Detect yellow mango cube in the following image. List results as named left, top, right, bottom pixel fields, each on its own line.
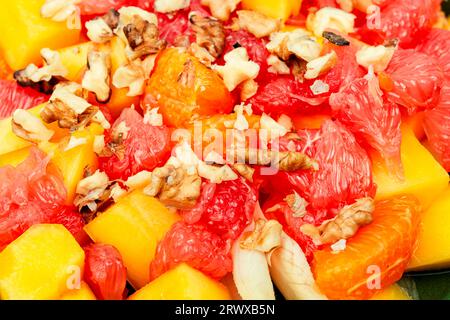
left=0, top=224, right=85, bottom=300
left=0, top=104, right=69, bottom=156
left=242, top=0, right=302, bottom=21
left=57, top=38, right=139, bottom=117
left=0, top=147, right=32, bottom=168
left=60, top=282, right=96, bottom=300
left=370, top=284, right=411, bottom=300
left=58, top=42, right=93, bottom=82
left=0, top=0, right=81, bottom=70
left=129, top=263, right=231, bottom=300
left=372, top=126, right=449, bottom=209
left=48, top=124, right=103, bottom=203
left=84, top=190, right=180, bottom=289
left=408, top=187, right=450, bottom=271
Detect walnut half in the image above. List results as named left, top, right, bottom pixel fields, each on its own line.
left=82, top=50, right=112, bottom=103
left=301, top=197, right=375, bottom=245
left=190, top=14, right=225, bottom=59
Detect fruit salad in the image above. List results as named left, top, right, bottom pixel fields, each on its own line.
left=0, top=0, right=449, bottom=301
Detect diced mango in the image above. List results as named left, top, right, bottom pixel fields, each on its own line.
left=372, top=126, right=449, bottom=209
left=0, top=147, right=32, bottom=168
left=408, top=187, right=450, bottom=271
left=46, top=123, right=103, bottom=203
left=370, top=284, right=411, bottom=300
left=242, top=0, right=302, bottom=21
left=57, top=38, right=139, bottom=117
left=0, top=224, right=85, bottom=300
left=58, top=42, right=93, bottom=82
left=60, top=282, right=96, bottom=300
left=0, top=104, right=69, bottom=156
left=129, top=263, right=231, bottom=300
left=0, top=0, right=81, bottom=70
left=404, top=112, right=426, bottom=141
left=84, top=190, right=180, bottom=289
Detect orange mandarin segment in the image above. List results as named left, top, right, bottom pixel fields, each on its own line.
left=312, top=195, right=421, bottom=300
left=145, top=48, right=234, bottom=128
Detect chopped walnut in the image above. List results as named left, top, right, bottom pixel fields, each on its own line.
left=190, top=14, right=225, bottom=59
left=201, top=0, right=241, bottom=21
left=197, top=162, right=238, bottom=184
left=86, top=18, right=114, bottom=44
left=143, top=107, right=163, bottom=126
left=41, top=0, right=81, bottom=30
left=74, top=170, right=110, bottom=213
left=243, top=149, right=318, bottom=172
left=123, top=15, right=166, bottom=60
left=213, top=47, right=260, bottom=91
left=304, top=51, right=338, bottom=80
left=41, top=82, right=110, bottom=131
left=356, top=45, right=395, bottom=73
left=306, top=7, right=356, bottom=38
left=177, top=59, right=196, bottom=88
left=125, top=170, right=153, bottom=189
left=188, top=43, right=215, bottom=66
left=239, top=79, right=259, bottom=101
left=260, top=113, right=288, bottom=138
left=301, top=197, right=375, bottom=245
left=113, top=55, right=155, bottom=97
left=267, top=29, right=322, bottom=63
left=12, top=109, right=55, bottom=142
left=233, top=10, right=281, bottom=38
left=144, top=165, right=202, bottom=209
left=154, top=0, right=190, bottom=13
left=93, top=135, right=106, bottom=154
left=14, top=48, right=67, bottom=94
left=284, top=192, right=308, bottom=217
left=82, top=50, right=112, bottom=103
left=64, top=136, right=87, bottom=151
left=267, top=55, right=290, bottom=75
left=240, top=219, right=283, bottom=253
left=233, top=163, right=254, bottom=182
left=310, top=80, right=330, bottom=95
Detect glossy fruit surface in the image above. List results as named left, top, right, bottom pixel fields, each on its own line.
left=416, top=28, right=450, bottom=73
left=181, top=179, right=258, bottom=241
left=383, top=49, right=443, bottom=110
left=98, top=108, right=172, bottom=180
left=144, top=48, right=234, bottom=127
left=313, top=195, right=421, bottom=300
left=330, top=74, right=402, bottom=177
left=149, top=221, right=233, bottom=281
left=0, top=80, right=48, bottom=119
left=423, top=81, right=450, bottom=171
left=84, top=243, right=127, bottom=300
left=0, top=148, right=83, bottom=249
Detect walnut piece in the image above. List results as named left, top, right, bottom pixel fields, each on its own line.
left=41, top=0, right=81, bottom=30
left=240, top=219, right=283, bottom=253
left=154, top=0, right=190, bottom=13
left=213, top=47, right=260, bottom=91
left=113, top=55, right=155, bottom=97
left=190, top=14, right=225, bottom=59
left=82, top=50, right=112, bottom=103
left=86, top=10, right=120, bottom=43
left=306, top=7, right=356, bottom=38
left=267, top=55, right=290, bottom=75
left=74, top=170, right=110, bottom=213
left=41, top=82, right=110, bottom=131
left=233, top=163, right=255, bottom=182
left=12, top=109, right=55, bottom=142
left=304, top=51, right=338, bottom=80
left=123, top=15, right=166, bottom=60
left=267, top=29, right=322, bottom=63
left=201, top=0, right=241, bottom=21
left=234, top=10, right=281, bottom=38
left=239, top=79, right=259, bottom=101
left=356, top=45, right=395, bottom=73
left=143, top=164, right=202, bottom=209
left=301, top=197, right=375, bottom=245
left=188, top=43, right=215, bottom=66
left=284, top=192, right=308, bottom=218
left=14, top=48, right=67, bottom=94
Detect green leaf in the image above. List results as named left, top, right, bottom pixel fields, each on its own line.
left=403, top=271, right=450, bottom=300
left=443, top=0, right=450, bottom=16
